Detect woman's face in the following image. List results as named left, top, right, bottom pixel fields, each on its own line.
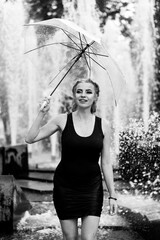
left=74, top=82, right=97, bottom=110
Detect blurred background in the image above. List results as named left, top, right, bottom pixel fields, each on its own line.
left=0, top=0, right=159, bottom=169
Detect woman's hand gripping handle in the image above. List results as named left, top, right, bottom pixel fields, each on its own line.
left=40, top=96, right=51, bottom=113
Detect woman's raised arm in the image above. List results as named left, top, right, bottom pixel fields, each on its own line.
left=25, top=97, right=63, bottom=144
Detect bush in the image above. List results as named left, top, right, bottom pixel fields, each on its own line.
left=119, top=112, right=160, bottom=197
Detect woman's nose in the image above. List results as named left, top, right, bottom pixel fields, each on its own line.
left=81, top=91, right=86, bottom=97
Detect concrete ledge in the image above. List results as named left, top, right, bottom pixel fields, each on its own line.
left=0, top=175, right=32, bottom=233
left=117, top=194, right=160, bottom=240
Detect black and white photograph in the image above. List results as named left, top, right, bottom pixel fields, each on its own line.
left=0, top=0, right=160, bottom=239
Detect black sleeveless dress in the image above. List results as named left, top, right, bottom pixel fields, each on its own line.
left=53, top=113, right=104, bottom=220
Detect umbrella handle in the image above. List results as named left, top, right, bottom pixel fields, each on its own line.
left=40, top=96, right=51, bottom=111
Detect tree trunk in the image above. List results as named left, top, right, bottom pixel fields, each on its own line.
left=153, top=0, right=160, bottom=112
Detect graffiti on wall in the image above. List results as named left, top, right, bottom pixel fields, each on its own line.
left=3, top=144, right=28, bottom=178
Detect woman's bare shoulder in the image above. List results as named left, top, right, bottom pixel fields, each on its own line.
left=53, top=113, right=68, bottom=131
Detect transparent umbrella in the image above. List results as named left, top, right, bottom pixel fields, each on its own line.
left=24, top=18, right=125, bottom=107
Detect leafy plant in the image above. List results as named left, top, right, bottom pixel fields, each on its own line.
left=119, top=112, right=160, bottom=198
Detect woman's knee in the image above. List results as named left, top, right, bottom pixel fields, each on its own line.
left=81, top=216, right=99, bottom=240
left=63, top=233, right=78, bottom=240
left=63, top=229, right=78, bottom=240
left=60, top=219, right=78, bottom=240
left=81, top=233, right=97, bottom=240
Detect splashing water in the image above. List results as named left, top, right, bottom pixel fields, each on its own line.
left=0, top=193, right=156, bottom=240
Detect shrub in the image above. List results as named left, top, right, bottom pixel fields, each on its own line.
left=119, top=112, right=160, bottom=198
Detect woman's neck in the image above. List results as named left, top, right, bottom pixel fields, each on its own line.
left=74, top=109, right=93, bottom=120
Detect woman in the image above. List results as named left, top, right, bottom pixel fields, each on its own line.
left=25, top=78, right=117, bottom=240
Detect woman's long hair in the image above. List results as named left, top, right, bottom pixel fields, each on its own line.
left=72, top=78, right=100, bottom=113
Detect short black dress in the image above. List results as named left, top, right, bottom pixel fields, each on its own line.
left=53, top=113, right=104, bottom=220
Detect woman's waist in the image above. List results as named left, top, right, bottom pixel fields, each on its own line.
left=55, top=162, right=101, bottom=182
left=57, top=161, right=101, bottom=174
left=54, top=167, right=102, bottom=189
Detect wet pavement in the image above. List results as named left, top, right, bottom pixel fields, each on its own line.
left=1, top=192, right=159, bottom=240
left=1, top=156, right=160, bottom=240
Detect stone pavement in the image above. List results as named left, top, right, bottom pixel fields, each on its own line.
left=0, top=199, right=145, bottom=240
left=1, top=157, right=160, bottom=240
left=1, top=187, right=160, bottom=240
left=15, top=174, right=160, bottom=239
left=117, top=193, right=160, bottom=240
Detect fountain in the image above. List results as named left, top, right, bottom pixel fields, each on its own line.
left=2, top=0, right=25, bottom=145
left=0, top=0, right=160, bottom=239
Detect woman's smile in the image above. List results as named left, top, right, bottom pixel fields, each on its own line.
left=78, top=98, right=88, bottom=103
left=74, top=82, right=96, bottom=108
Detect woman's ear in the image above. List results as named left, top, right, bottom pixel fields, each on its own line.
left=94, top=94, right=98, bottom=102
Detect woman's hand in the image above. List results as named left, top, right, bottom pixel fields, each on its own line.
left=39, top=96, right=51, bottom=113
left=108, top=198, right=118, bottom=216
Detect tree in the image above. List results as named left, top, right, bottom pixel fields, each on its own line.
left=95, top=0, right=135, bottom=37
left=152, top=0, right=160, bottom=113
left=25, top=0, right=64, bottom=21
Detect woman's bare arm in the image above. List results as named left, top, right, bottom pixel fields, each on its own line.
left=101, top=118, right=117, bottom=214
left=25, top=98, right=66, bottom=144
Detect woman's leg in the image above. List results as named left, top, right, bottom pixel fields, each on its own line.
left=81, top=216, right=100, bottom=240
left=60, top=219, right=79, bottom=240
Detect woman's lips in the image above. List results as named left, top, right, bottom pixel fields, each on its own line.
left=79, top=99, right=88, bottom=103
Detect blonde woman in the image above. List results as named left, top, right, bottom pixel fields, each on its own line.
left=25, top=78, right=117, bottom=240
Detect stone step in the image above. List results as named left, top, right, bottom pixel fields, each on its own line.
left=16, top=179, right=54, bottom=202
left=16, top=179, right=53, bottom=192
left=26, top=171, right=54, bottom=182
left=21, top=167, right=121, bottom=183
left=17, top=178, right=126, bottom=193
left=16, top=178, right=130, bottom=203
left=16, top=167, right=125, bottom=201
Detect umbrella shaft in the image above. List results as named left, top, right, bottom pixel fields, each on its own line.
left=80, top=41, right=94, bottom=56
left=50, top=54, right=81, bottom=96
left=50, top=41, right=94, bottom=96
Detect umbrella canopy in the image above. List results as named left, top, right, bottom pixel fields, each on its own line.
left=24, top=18, right=125, bottom=105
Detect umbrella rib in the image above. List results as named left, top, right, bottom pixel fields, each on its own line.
left=86, top=44, right=109, bottom=57
left=87, top=50, right=92, bottom=76
left=61, top=28, right=92, bottom=49
left=24, top=42, right=61, bottom=54
left=25, top=23, right=87, bottom=46
left=49, top=53, right=81, bottom=85
left=49, top=41, right=95, bottom=94
left=24, top=42, right=80, bottom=54
left=82, top=37, right=109, bottom=57
left=60, top=43, right=82, bottom=52
left=62, top=29, right=82, bottom=50
left=86, top=50, right=117, bottom=105
left=85, top=52, right=106, bottom=70
left=79, top=32, right=84, bottom=49
left=87, top=51, right=92, bottom=75
left=82, top=53, right=91, bottom=71
left=86, top=51, right=109, bottom=57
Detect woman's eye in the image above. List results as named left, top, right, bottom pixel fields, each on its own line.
left=86, top=90, right=92, bottom=94
left=76, top=90, right=82, bottom=94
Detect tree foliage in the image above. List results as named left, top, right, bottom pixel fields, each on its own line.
left=95, top=0, right=135, bottom=37
left=25, top=0, right=64, bottom=21
left=152, top=0, right=160, bottom=113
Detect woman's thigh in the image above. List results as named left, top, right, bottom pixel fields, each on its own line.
left=60, top=218, right=79, bottom=240
left=81, top=216, right=100, bottom=240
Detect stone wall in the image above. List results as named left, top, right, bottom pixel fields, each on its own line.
left=0, top=144, right=28, bottom=178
